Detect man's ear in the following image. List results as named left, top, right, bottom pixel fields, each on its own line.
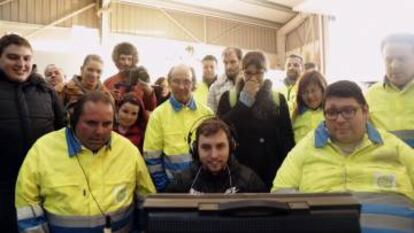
left=362, top=104, right=370, bottom=121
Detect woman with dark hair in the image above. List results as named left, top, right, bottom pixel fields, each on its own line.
left=217, top=51, right=295, bottom=191
left=114, top=93, right=148, bottom=153
left=291, top=71, right=327, bottom=143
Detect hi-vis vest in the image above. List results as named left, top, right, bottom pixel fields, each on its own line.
left=366, top=81, right=414, bottom=147
left=15, top=128, right=155, bottom=233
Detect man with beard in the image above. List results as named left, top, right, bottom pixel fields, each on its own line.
left=193, top=55, right=218, bottom=106
left=165, top=117, right=266, bottom=194
left=0, top=34, right=65, bottom=232
left=207, top=47, right=243, bottom=113
left=277, top=54, right=304, bottom=105
left=217, top=51, right=294, bottom=191
left=104, top=42, right=157, bottom=111
left=366, top=33, right=414, bottom=147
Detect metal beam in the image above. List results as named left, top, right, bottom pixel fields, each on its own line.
left=159, top=8, right=201, bottom=43
left=26, top=3, right=96, bottom=39
left=120, top=0, right=282, bottom=30
left=276, top=12, right=309, bottom=65
left=238, top=0, right=294, bottom=14
left=97, top=0, right=112, bottom=44
left=0, top=0, right=14, bottom=7
left=211, top=24, right=242, bottom=44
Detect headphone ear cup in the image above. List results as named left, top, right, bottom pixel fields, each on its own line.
left=191, top=140, right=198, bottom=160
left=229, top=137, right=237, bottom=154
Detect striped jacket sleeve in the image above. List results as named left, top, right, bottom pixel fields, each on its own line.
left=143, top=111, right=168, bottom=191
left=15, top=145, right=49, bottom=233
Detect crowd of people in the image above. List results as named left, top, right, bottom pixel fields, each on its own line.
left=0, top=32, right=413, bottom=233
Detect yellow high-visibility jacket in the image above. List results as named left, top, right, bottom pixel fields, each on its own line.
left=144, top=96, right=213, bottom=191
left=292, top=108, right=324, bottom=143
left=366, top=81, right=414, bottom=147
left=15, top=127, right=155, bottom=233
left=193, top=81, right=209, bottom=106
left=272, top=122, right=414, bottom=201
left=276, top=83, right=297, bottom=113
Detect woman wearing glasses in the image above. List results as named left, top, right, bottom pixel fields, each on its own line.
left=291, top=71, right=327, bottom=143
left=217, top=51, right=295, bottom=191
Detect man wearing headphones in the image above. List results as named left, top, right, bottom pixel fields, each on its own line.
left=15, top=92, right=155, bottom=233
left=165, top=118, right=266, bottom=194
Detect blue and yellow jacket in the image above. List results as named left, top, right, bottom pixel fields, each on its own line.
left=143, top=95, right=213, bottom=191
left=272, top=122, right=414, bottom=201
left=15, top=128, right=155, bottom=233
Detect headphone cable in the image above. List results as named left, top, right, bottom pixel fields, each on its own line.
left=75, top=156, right=112, bottom=232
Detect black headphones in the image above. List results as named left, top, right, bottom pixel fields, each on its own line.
left=188, top=116, right=237, bottom=160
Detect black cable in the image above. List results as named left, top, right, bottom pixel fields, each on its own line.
left=75, top=156, right=112, bottom=230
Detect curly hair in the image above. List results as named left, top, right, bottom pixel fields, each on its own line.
left=112, top=42, right=139, bottom=65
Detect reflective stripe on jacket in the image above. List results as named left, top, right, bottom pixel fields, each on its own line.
left=15, top=128, right=155, bottom=232
left=144, top=96, right=213, bottom=191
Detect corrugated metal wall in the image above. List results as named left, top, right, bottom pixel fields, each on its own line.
left=285, top=15, right=321, bottom=65
left=0, top=0, right=98, bottom=28
left=110, top=3, right=278, bottom=53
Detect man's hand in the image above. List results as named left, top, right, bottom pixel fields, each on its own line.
left=138, top=82, right=154, bottom=96
left=111, top=88, right=122, bottom=102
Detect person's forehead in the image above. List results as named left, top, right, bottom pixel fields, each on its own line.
left=223, top=51, right=238, bottom=61
left=202, top=60, right=217, bottom=66
left=199, top=129, right=228, bottom=143
left=84, top=60, right=103, bottom=68
left=324, top=97, right=359, bottom=107
left=171, top=67, right=192, bottom=80
left=82, top=101, right=113, bottom=116
left=119, top=54, right=134, bottom=58
left=286, top=57, right=302, bottom=64
left=383, top=42, right=414, bottom=56
left=2, top=44, right=32, bottom=55
left=46, top=66, right=60, bottom=73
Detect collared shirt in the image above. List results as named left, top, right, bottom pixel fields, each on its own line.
left=65, top=127, right=111, bottom=157
left=207, top=73, right=240, bottom=113
left=272, top=121, right=414, bottom=201
left=314, top=122, right=383, bottom=148
left=169, top=95, right=197, bottom=112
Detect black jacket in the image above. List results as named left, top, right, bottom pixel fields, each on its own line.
left=165, top=158, right=266, bottom=193
left=0, top=69, right=65, bottom=231
left=217, top=79, right=295, bottom=191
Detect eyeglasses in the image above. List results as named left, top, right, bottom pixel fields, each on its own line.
left=244, top=70, right=265, bottom=77
left=324, top=106, right=360, bottom=120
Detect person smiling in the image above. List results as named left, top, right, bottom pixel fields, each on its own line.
left=166, top=118, right=265, bottom=194
left=291, top=71, right=327, bottom=143
left=61, top=54, right=113, bottom=111
left=114, top=93, right=148, bottom=153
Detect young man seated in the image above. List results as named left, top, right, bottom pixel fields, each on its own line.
left=166, top=118, right=266, bottom=194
